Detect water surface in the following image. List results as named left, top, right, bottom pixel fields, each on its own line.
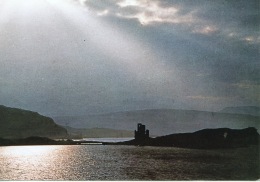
left=82, top=137, right=134, bottom=142
left=0, top=145, right=258, bottom=180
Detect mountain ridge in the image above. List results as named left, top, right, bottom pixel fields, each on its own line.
left=65, top=126, right=134, bottom=138
left=53, top=108, right=260, bottom=136
left=220, top=106, right=260, bottom=116
left=0, top=105, right=68, bottom=139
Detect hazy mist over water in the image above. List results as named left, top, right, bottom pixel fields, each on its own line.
left=0, top=145, right=258, bottom=180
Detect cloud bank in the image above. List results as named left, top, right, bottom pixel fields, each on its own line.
left=0, top=0, right=259, bottom=116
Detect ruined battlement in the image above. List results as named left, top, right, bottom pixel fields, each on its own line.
left=135, top=123, right=149, bottom=140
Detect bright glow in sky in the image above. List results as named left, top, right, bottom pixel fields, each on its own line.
left=0, top=0, right=259, bottom=116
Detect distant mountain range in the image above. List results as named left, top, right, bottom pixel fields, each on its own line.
left=219, top=106, right=260, bottom=116
left=1, top=105, right=259, bottom=139
left=54, top=108, right=260, bottom=136
left=65, top=126, right=134, bottom=138
left=0, top=105, right=68, bottom=139
left=0, top=105, right=134, bottom=139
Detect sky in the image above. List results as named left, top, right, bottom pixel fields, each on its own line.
left=0, top=0, right=259, bottom=117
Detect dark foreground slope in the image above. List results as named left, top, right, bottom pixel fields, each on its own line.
left=116, top=127, right=259, bottom=149
left=0, top=136, right=76, bottom=146
left=0, top=105, right=68, bottom=139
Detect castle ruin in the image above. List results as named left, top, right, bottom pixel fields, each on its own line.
left=135, top=123, right=149, bottom=140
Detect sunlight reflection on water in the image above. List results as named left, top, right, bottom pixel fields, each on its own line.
left=1, top=145, right=57, bottom=157
left=0, top=145, right=258, bottom=180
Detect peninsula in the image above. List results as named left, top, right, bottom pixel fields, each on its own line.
left=111, top=124, right=260, bottom=149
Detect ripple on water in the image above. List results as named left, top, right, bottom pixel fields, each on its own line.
left=0, top=145, right=258, bottom=180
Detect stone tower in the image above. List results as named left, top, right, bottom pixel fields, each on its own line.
left=135, top=123, right=149, bottom=140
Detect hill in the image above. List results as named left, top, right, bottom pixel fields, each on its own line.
left=0, top=136, right=77, bottom=146
left=220, top=106, right=260, bottom=116
left=0, top=105, right=68, bottom=139
left=54, top=109, right=260, bottom=136
left=65, top=126, right=134, bottom=138
left=116, top=127, right=260, bottom=149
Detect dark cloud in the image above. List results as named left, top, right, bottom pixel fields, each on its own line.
left=0, top=0, right=259, bottom=116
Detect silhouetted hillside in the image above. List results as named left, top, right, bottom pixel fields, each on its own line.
left=54, top=109, right=260, bottom=136
left=220, top=106, right=260, bottom=116
left=0, top=136, right=75, bottom=146
left=0, top=105, right=68, bottom=139
left=117, top=127, right=259, bottom=149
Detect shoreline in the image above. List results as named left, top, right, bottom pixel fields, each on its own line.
left=1, top=127, right=259, bottom=150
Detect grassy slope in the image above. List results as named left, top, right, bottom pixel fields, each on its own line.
left=0, top=105, right=68, bottom=139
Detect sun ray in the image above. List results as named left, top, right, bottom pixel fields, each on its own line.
left=46, top=0, right=182, bottom=88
